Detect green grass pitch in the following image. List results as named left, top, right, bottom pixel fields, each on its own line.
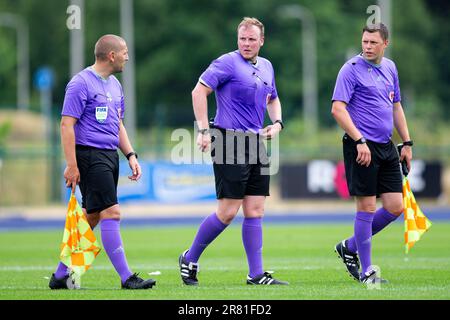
left=0, top=222, right=449, bottom=300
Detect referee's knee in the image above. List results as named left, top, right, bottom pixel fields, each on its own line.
left=386, top=204, right=404, bottom=216
left=99, top=204, right=121, bottom=220
left=216, top=212, right=236, bottom=225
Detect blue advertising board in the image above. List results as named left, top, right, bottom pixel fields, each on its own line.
left=63, top=161, right=216, bottom=204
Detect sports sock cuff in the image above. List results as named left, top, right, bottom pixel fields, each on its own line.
left=378, top=207, right=399, bottom=221
left=356, top=211, right=375, bottom=222
left=243, top=217, right=262, bottom=227
left=212, top=212, right=229, bottom=228
left=100, top=219, right=121, bottom=231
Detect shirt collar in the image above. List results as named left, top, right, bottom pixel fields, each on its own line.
left=88, top=66, right=109, bottom=82
left=358, top=53, right=382, bottom=68
left=236, top=50, right=259, bottom=69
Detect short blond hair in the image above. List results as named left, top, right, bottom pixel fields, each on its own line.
left=237, top=17, right=264, bottom=37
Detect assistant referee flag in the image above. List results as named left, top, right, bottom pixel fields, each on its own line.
left=397, top=144, right=432, bottom=254
left=60, top=193, right=101, bottom=283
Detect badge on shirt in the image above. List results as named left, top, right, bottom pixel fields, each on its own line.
left=96, top=106, right=108, bottom=123
left=389, top=91, right=395, bottom=102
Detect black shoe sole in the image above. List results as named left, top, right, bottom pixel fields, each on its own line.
left=122, top=281, right=156, bottom=289
left=334, top=245, right=360, bottom=282
left=179, top=253, right=199, bottom=286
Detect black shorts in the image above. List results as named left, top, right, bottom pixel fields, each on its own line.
left=210, top=127, right=270, bottom=199
left=76, top=145, right=119, bottom=213
left=343, top=134, right=402, bottom=197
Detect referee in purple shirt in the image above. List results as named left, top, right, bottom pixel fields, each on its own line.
left=178, top=17, right=288, bottom=286
left=49, top=35, right=155, bottom=290
left=331, top=23, right=413, bottom=284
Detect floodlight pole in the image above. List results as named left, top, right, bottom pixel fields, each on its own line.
left=120, top=0, right=137, bottom=144
left=378, top=0, right=392, bottom=58
left=278, top=5, right=318, bottom=139
left=0, top=13, right=30, bottom=110
left=69, top=0, right=85, bottom=76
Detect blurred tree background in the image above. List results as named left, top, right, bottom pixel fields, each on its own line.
left=1, top=0, right=449, bottom=122
left=0, top=0, right=449, bottom=204
left=1, top=0, right=449, bottom=134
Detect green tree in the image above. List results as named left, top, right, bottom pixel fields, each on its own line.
left=0, top=0, right=448, bottom=132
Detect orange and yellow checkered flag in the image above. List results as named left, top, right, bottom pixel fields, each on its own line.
left=60, top=193, right=101, bottom=284
left=403, top=177, right=432, bottom=253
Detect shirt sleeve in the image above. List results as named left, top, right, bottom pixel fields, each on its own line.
left=117, top=78, right=125, bottom=119
left=120, top=95, right=125, bottom=119
left=199, top=53, right=234, bottom=90
left=393, top=63, right=401, bottom=103
left=61, top=75, right=88, bottom=119
left=331, top=63, right=356, bottom=104
left=269, top=62, right=278, bottom=100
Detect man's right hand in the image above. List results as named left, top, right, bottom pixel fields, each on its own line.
left=64, top=165, right=80, bottom=193
left=356, top=143, right=371, bottom=167
left=197, top=132, right=211, bottom=152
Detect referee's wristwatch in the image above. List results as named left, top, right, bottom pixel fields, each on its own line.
left=273, top=120, right=284, bottom=130
left=126, top=151, right=138, bottom=160
left=355, top=137, right=367, bottom=144
left=403, top=140, right=414, bottom=146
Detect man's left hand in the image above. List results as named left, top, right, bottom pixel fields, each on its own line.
left=261, top=123, right=282, bottom=140
left=128, top=156, right=142, bottom=181
left=400, top=145, right=413, bottom=172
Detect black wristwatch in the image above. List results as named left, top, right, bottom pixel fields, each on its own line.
left=403, top=140, right=414, bottom=146
left=126, top=151, right=138, bottom=160
left=273, top=120, right=284, bottom=130
left=355, top=137, right=367, bottom=144
left=198, top=128, right=210, bottom=135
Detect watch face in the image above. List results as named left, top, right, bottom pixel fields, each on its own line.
left=357, top=137, right=366, bottom=144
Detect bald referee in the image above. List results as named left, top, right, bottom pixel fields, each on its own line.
left=49, top=35, right=155, bottom=290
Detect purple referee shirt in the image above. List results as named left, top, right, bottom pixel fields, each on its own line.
left=61, top=67, right=125, bottom=150
left=200, top=50, right=278, bottom=133
left=332, top=54, right=401, bottom=143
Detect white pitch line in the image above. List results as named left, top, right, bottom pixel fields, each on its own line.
left=0, top=265, right=337, bottom=272
left=1, top=259, right=448, bottom=273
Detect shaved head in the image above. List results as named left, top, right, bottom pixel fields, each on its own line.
left=94, top=34, right=126, bottom=61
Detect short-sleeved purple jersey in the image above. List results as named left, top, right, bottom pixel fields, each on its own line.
left=200, top=50, right=278, bottom=133
left=61, top=67, right=125, bottom=150
left=332, top=54, right=401, bottom=143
